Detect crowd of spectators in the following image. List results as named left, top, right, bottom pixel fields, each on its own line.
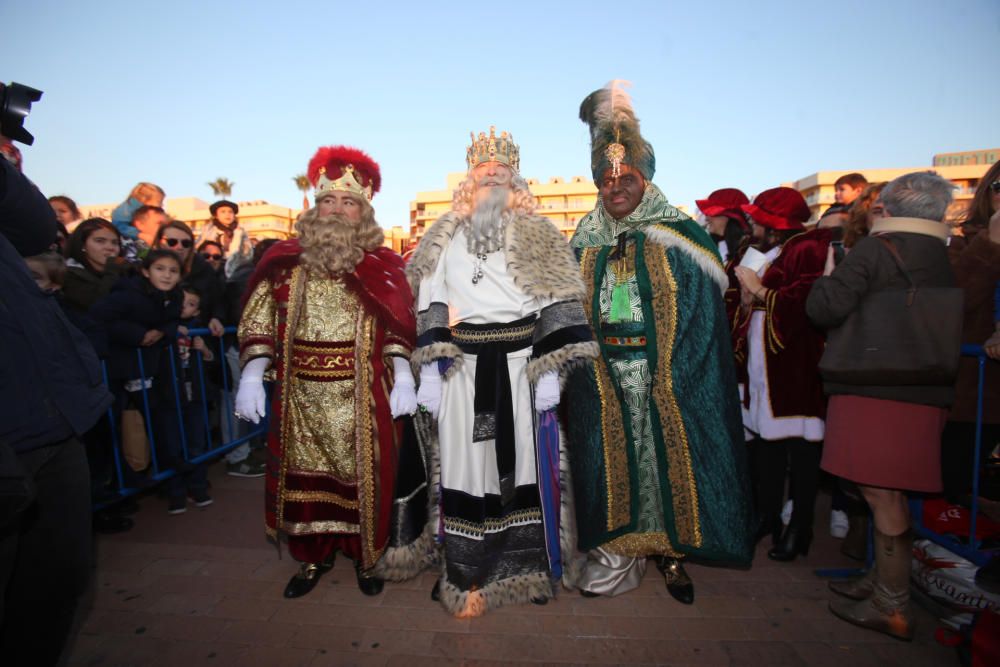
left=29, top=186, right=271, bottom=528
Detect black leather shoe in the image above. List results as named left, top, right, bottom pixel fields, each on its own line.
left=530, top=596, right=549, bottom=605
left=430, top=580, right=441, bottom=601
left=283, top=560, right=332, bottom=598
left=579, top=589, right=600, bottom=598
left=767, top=526, right=812, bottom=562
left=355, top=562, right=384, bottom=596
left=655, top=557, right=694, bottom=605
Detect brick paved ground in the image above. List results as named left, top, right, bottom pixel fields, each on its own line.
left=64, top=463, right=957, bottom=666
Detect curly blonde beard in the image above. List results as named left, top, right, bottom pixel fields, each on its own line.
left=295, top=198, right=384, bottom=276
left=451, top=173, right=536, bottom=254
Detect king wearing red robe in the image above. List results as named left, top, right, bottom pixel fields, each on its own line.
left=235, top=146, right=416, bottom=598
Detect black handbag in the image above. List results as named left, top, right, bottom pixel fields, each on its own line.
left=818, top=237, right=963, bottom=386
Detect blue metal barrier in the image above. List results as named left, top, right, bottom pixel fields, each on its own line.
left=910, top=344, right=998, bottom=567
left=93, top=326, right=268, bottom=510
left=818, top=343, right=999, bottom=577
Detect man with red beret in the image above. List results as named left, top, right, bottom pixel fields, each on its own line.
left=234, top=146, right=417, bottom=598
left=732, top=187, right=831, bottom=562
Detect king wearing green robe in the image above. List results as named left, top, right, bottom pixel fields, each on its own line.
left=565, top=82, right=753, bottom=604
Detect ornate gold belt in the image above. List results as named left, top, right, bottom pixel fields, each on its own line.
left=291, top=339, right=355, bottom=381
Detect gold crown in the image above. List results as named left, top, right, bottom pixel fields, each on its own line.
left=466, top=126, right=520, bottom=173
left=314, top=164, right=372, bottom=201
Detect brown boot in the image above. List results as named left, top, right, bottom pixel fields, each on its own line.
left=840, top=514, right=869, bottom=561
left=829, top=528, right=914, bottom=641
left=828, top=566, right=875, bottom=601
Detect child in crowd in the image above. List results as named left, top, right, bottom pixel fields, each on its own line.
left=90, top=250, right=183, bottom=504
left=154, top=284, right=216, bottom=514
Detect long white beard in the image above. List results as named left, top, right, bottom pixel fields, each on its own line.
left=466, top=186, right=511, bottom=254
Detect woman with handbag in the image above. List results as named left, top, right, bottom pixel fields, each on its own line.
left=806, top=171, right=959, bottom=640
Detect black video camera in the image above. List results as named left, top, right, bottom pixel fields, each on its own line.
left=0, top=82, right=43, bottom=145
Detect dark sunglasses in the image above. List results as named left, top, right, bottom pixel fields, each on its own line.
left=163, top=238, right=193, bottom=248
left=989, top=180, right=1000, bottom=193
left=201, top=252, right=223, bottom=260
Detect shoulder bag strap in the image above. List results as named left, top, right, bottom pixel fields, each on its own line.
left=875, top=235, right=917, bottom=305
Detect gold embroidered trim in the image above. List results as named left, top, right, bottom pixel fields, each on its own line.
left=581, top=246, right=631, bottom=533
left=645, top=242, right=701, bottom=548
left=443, top=508, right=543, bottom=538
left=451, top=322, right=535, bottom=344
left=354, top=313, right=380, bottom=568
left=281, top=519, right=360, bottom=535
left=276, top=266, right=305, bottom=543
left=382, top=343, right=410, bottom=359
left=765, top=288, right=783, bottom=353
left=240, top=343, right=273, bottom=366
left=604, top=532, right=681, bottom=558
left=283, top=490, right=359, bottom=509
left=293, top=343, right=353, bottom=354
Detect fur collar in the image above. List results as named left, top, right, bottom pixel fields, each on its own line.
left=407, top=212, right=586, bottom=301
left=644, top=224, right=729, bottom=294
left=870, top=216, right=949, bottom=243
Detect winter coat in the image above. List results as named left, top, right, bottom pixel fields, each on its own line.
left=89, top=275, right=181, bottom=382
left=0, top=158, right=112, bottom=452
left=807, top=228, right=956, bottom=407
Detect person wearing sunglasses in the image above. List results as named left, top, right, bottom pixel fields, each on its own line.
left=197, top=240, right=225, bottom=273
left=153, top=221, right=226, bottom=336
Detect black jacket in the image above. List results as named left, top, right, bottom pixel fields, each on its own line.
left=807, top=230, right=956, bottom=406
left=0, top=159, right=112, bottom=452
left=184, top=254, right=227, bottom=324
left=89, top=275, right=182, bottom=382
left=62, top=259, right=124, bottom=314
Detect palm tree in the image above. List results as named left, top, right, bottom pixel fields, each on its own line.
left=207, top=177, right=235, bottom=198
left=293, top=174, right=311, bottom=211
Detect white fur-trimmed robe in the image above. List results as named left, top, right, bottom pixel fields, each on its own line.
left=377, top=210, right=596, bottom=616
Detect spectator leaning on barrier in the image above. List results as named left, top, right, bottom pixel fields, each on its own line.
left=0, top=144, right=112, bottom=666
left=156, top=284, right=217, bottom=515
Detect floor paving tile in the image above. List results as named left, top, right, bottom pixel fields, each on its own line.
left=64, top=463, right=962, bottom=665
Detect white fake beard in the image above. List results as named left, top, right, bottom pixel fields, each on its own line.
left=466, top=186, right=512, bottom=255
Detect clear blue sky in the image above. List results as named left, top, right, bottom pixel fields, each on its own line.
left=3, top=0, right=998, bottom=226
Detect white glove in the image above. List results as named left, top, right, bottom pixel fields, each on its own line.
left=389, top=357, right=417, bottom=418
left=416, top=363, right=442, bottom=419
left=534, top=370, right=561, bottom=413
left=235, top=357, right=269, bottom=424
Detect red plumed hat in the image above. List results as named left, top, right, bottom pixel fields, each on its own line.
left=741, top=187, right=811, bottom=231
left=307, top=145, right=381, bottom=201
